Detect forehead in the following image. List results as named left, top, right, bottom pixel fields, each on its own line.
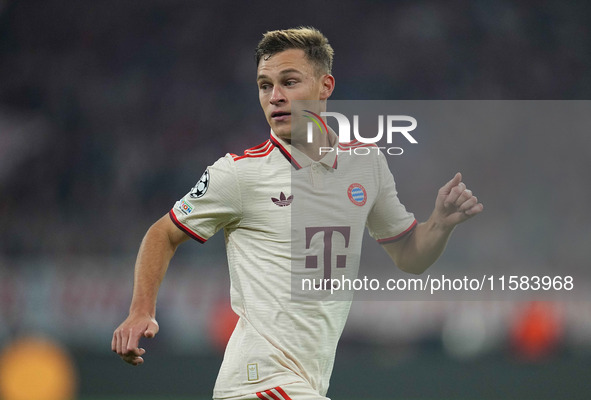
left=256, top=49, right=315, bottom=77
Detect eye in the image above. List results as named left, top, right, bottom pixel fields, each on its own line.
left=285, top=80, right=297, bottom=87
left=259, top=83, right=271, bottom=91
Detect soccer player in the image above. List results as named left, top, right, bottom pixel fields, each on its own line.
left=112, top=27, right=483, bottom=400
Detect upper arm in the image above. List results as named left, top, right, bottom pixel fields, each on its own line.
left=152, top=213, right=191, bottom=249
left=366, top=153, right=416, bottom=245
left=168, top=156, right=242, bottom=243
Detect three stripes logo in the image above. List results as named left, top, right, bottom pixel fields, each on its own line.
left=347, top=183, right=366, bottom=206
left=256, top=386, right=293, bottom=400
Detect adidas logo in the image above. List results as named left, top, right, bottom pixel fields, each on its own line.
left=271, top=192, right=293, bottom=207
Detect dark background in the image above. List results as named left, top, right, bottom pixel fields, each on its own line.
left=1, top=1, right=591, bottom=399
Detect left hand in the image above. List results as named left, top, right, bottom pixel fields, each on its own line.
left=433, top=172, right=483, bottom=229
left=112, top=312, right=159, bottom=366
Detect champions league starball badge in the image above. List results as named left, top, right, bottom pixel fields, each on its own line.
left=190, top=169, right=209, bottom=198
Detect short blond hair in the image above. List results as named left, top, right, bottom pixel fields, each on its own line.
left=255, top=26, right=334, bottom=75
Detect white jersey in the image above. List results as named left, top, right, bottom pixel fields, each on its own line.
left=170, top=130, right=416, bottom=398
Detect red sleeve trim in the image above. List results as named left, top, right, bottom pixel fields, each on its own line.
left=377, top=219, right=417, bottom=244
left=168, top=209, right=207, bottom=243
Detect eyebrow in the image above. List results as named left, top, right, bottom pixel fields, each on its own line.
left=257, top=68, right=303, bottom=81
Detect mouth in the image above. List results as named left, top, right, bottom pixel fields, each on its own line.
left=271, top=111, right=291, bottom=122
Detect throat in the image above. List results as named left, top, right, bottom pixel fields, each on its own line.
left=293, top=135, right=331, bottom=161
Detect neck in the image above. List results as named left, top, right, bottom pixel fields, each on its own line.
left=292, top=127, right=332, bottom=161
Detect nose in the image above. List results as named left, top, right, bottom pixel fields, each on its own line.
left=270, top=86, right=286, bottom=105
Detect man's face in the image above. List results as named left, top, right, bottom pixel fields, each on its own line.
left=257, top=49, right=333, bottom=141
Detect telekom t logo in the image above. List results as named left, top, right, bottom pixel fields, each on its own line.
left=305, top=226, right=351, bottom=281
left=303, top=110, right=418, bottom=144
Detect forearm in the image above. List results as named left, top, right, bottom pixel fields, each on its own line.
left=129, top=216, right=184, bottom=316
left=385, top=173, right=483, bottom=274
left=386, top=215, right=455, bottom=275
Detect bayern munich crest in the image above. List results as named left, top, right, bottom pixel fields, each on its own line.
left=190, top=169, right=209, bottom=198
left=347, top=183, right=367, bottom=206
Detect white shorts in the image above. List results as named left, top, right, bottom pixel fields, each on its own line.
left=214, top=381, right=331, bottom=400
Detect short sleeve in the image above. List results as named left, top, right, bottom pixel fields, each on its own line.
left=169, top=154, right=242, bottom=242
left=366, top=153, right=417, bottom=244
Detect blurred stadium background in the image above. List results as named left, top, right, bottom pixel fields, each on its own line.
left=1, top=0, right=591, bottom=399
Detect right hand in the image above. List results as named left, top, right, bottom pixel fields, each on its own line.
left=112, top=312, right=159, bottom=366
left=433, top=172, right=483, bottom=229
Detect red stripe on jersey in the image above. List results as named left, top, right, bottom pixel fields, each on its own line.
left=264, top=389, right=282, bottom=400
left=275, top=386, right=293, bottom=400
left=256, top=386, right=292, bottom=400
left=246, top=142, right=272, bottom=156
left=232, top=140, right=273, bottom=161
left=230, top=140, right=269, bottom=157
left=231, top=140, right=263, bottom=153
left=337, top=139, right=361, bottom=148
left=377, top=219, right=418, bottom=244
left=339, top=139, right=360, bottom=146
left=244, top=142, right=271, bottom=155
left=269, top=134, right=303, bottom=169
left=338, top=140, right=378, bottom=149
left=168, top=209, right=207, bottom=243
left=248, top=140, right=271, bottom=152
left=233, top=145, right=273, bottom=161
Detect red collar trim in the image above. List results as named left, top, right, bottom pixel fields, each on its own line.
left=269, top=134, right=303, bottom=170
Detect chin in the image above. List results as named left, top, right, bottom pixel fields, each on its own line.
left=275, top=131, right=291, bottom=141
left=273, top=126, right=292, bottom=141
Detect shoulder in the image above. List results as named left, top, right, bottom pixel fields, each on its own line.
left=229, top=139, right=274, bottom=162
left=337, top=139, right=378, bottom=151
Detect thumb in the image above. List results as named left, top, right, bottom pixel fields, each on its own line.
left=144, top=321, right=159, bottom=339
left=440, top=172, right=462, bottom=194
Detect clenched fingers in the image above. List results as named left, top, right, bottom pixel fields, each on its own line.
left=464, top=201, right=484, bottom=216
left=455, top=188, right=473, bottom=208
left=443, top=182, right=466, bottom=208
left=121, top=347, right=146, bottom=366
left=459, top=195, right=478, bottom=212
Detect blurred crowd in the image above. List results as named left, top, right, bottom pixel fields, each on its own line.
left=1, top=0, right=590, bottom=256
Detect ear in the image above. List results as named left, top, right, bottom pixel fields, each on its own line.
left=319, top=74, right=335, bottom=100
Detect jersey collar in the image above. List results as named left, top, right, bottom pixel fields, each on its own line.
left=270, top=130, right=338, bottom=170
